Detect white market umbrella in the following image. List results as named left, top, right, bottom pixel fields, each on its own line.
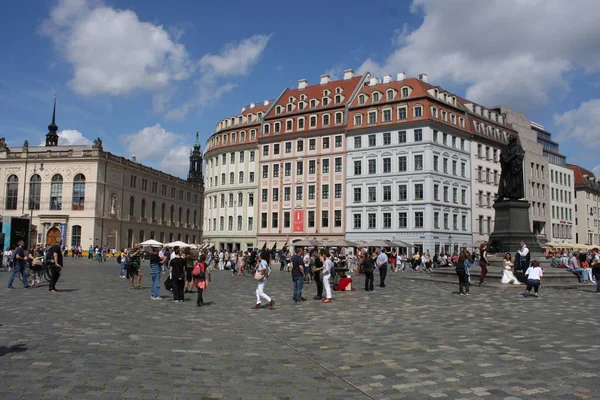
left=164, top=241, right=190, bottom=248
left=139, top=239, right=163, bottom=247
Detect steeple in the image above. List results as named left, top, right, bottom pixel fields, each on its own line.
left=45, top=94, right=59, bottom=147
left=188, top=130, right=204, bottom=185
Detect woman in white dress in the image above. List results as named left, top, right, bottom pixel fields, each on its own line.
left=501, top=253, right=521, bottom=284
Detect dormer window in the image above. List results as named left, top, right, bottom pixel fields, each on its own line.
left=373, top=92, right=380, bottom=102
left=386, top=89, right=394, bottom=100
left=443, top=93, right=447, bottom=102
left=247, top=115, right=253, bottom=123
left=298, top=102, right=305, bottom=110
left=300, top=94, right=306, bottom=101
left=434, top=89, right=439, bottom=98
left=287, top=103, right=293, bottom=112
left=335, top=87, right=342, bottom=94
left=288, top=96, right=294, bottom=103
left=310, top=99, right=317, bottom=108
left=257, top=112, right=263, bottom=119
left=358, top=94, right=366, bottom=105
left=276, top=106, right=283, bottom=114
left=238, top=116, right=243, bottom=124
left=222, top=134, right=228, bottom=144
left=402, top=87, right=409, bottom=97
left=322, top=97, right=329, bottom=106
left=334, top=94, right=342, bottom=103
left=323, top=89, right=330, bottom=96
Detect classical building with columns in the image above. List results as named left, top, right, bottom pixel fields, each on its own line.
left=0, top=100, right=204, bottom=250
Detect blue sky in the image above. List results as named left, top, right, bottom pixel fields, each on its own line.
left=1, top=0, right=599, bottom=177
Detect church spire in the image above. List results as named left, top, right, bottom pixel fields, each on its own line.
left=46, top=94, right=59, bottom=146
left=188, top=129, right=204, bottom=185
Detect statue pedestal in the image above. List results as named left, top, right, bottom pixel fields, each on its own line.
left=488, top=199, right=539, bottom=254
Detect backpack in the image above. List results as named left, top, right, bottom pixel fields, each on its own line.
left=192, top=262, right=206, bottom=279
left=116, top=254, right=122, bottom=264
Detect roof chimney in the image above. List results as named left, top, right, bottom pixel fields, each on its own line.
left=320, top=74, right=330, bottom=85
left=343, top=69, right=354, bottom=80
left=368, top=77, right=379, bottom=87
left=241, top=107, right=246, bottom=113
left=264, top=100, right=270, bottom=106
left=298, top=79, right=308, bottom=90
left=249, top=103, right=255, bottom=108
left=382, top=74, right=392, bottom=84
left=418, top=73, right=428, bottom=83
left=397, top=72, right=406, bottom=81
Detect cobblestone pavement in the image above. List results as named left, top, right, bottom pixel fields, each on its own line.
left=1, top=259, right=599, bottom=399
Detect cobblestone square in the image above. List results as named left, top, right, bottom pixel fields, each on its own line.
left=1, top=260, right=598, bottom=399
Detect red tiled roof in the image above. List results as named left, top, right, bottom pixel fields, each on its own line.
left=567, top=164, right=597, bottom=186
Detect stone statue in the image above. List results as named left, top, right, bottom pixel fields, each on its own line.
left=110, top=194, right=117, bottom=215
left=497, top=134, right=525, bottom=200
left=23, top=140, right=29, bottom=151
left=93, top=137, right=103, bottom=149
left=0, top=137, right=5, bottom=149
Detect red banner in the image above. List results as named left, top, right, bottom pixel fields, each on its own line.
left=293, top=210, right=304, bottom=232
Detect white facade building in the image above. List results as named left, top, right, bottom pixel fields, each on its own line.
left=549, top=164, right=574, bottom=243
left=345, top=125, right=472, bottom=254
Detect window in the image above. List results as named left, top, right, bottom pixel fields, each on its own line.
left=283, top=187, right=291, bottom=201
left=358, top=95, right=365, bottom=104
left=28, top=174, right=41, bottom=210
left=453, top=215, right=458, bottom=230
left=354, top=214, right=362, bottom=229
left=445, top=214, right=450, bottom=230
left=414, top=155, right=423, bottom=171
left=443, top=159, right=448, bottom=174
left=335, top=112, right=343, bottom=124
left=373, top=92, right=380, bottom=102
left=383, top=185, right=391, bottom=201
left=274, top=122, right=281, bottom=133
left=414, top=184, right=424, bottom=200
left=462, top=215, right=467, bottom=231
left=335, top=183, right=342, bottom=198
left=452, top=160, right=457, bottom=176
left=250, top=151, right=255, bottom=162
left=368, top=111, right=377, bottom=124
left=248, top=217, right=254, bottom=231
left=273, top=164, right=279, bottom=177
left=433, top=155, right=439, bottom=172
left=297, top=140, right=304, bottom=152
left=434, top=184, right=440, bottom=201
left=273, top=188, right=279, bottom=202
left=368, top=187, right=376, bottom=202
left=322, top=211, right=329, bottom=227
left=261, top=213, right=267, bottom=228
left=323, top=114, right=330, bottom=126
left=298, top=118, right=304, bottom=129
left=414, top=212, right=424, bottom=228
left=296, top=161, right=303, bottom=175
left=140, top=199, right=146, bottom=218
left=310, top=138, right=317, bottom=150
left=461, top=189, right=467, bottom=205
left=368, top=134, right=376, bottom=147
left=262, top=145, right=269, bottom=156
left=354, top=160, right=362, bottom=175
left=398, top=130, right=407, bottom=143
left=284, top=142, right=292, bottom=154
left=230, top=153, right=235, bottom=164
left=263, top=124, right=270, bottom=134
left=249, top=172, right=255, bottom=183
left=368, top=159, right=376, bottom=174
left=230, top=172, right=235, bottom=184
left=237, top=216, right=243, bottom=230
left=461, top=139, right=465, bottom=150
left=335, top=157, right=342, bottom=172
left=272, top=213, right=278, bottom=228
left=238, top=193, right=243, bottom=207
left=308, top=185, right=315, bottom=200
left=284, top=212, right=290, bottom=228
left=228, top=193, right=234, bottom=207
left=453, top=188, right=458, bottom=204
left=368, top=213, right=376, bottom=229
left=310, top=116, right=317, bottom=127
left=334, top=210, right=342, bottom=227
left=383, top=109, right=392, bottom=122
left=262, top=165, right=269, bottom=178
left=285, top=162, right=291, bottom=176
left=308, top=211, right=315, bottom=228
left=129, top=196, right=135, bottom=216
left=414, top=129, right=423, bottom=142
left=444, top=187, right=449, bottom=202
left=296, top=186, right=303, bottom=200
left=383, top=157, right=391, bottom=173
left=335, top=135, right=342, bottom=148
left=354, top=114, right=362, bottom=125
left=415, top=106, right=422, bottom=117
left=398, top=184, right=407, bottom=201
left=262, top=189, right=268, bottom=202
left=322, top=159, right=329, bottom=173
left=354, top=136, right=362, bottom=149
left=71, top=225, right=82, bottom=247
left=309, top=160, right=316, bottom=174
left=398, top=212, right=407, bottom=228
left=398, top=107, right=407, bottom=120
left=72, top=174, right=86, bottom=210
left=353, top=187, right=362, bottom=203
left=434, top=212, right=440, bottom=229
left=130, top=175, right=137, bottom=188
left=50, top=174, right=63, bottom=210
left=322, top=184, right=329, bottom=199
left=461, top=162, right=466, bottom=178
left=323, top=98, right=329, bottom=106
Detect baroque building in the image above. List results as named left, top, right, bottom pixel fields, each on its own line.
left=568, top=164, right=600, bottom=246
left=0, top=99, right=204, bottom=250
left=202, top=101, right=271, bottom=251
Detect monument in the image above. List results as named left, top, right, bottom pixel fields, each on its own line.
left=488, top=135, right=538, bottom=254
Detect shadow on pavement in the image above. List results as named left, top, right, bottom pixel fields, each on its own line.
left=0, top=343, right=27, bottom=357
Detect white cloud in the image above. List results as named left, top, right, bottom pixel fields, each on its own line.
left=554, top=99, right=600, bottom=148
left=358, top=0, right=600, bottom=110
left=38, top=129, right=92, bottom=146
left=120, top=124, right=190, bottom=177
left=41, top=0, right=191, bottom=96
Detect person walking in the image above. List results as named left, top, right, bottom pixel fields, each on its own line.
left=313, top=251, right=324, bottom=300
left=455, top=250, right=473, bottom=295
left=322, top=252, right=334, bottom=303
left=149, top=247, right=165, bottom=300
left=169, top=248, right=186, bottom=302
left=479, top=243, right=489, bottom=286
left=376, top=249, right=389, bottom=288
left=119, top=248, right=127, bottom=278
left=363, top=251, right=376, bottom=291
left=522, top=260, right=543, bottom=297
left=290, top=247, right=305, bottom=304
left=193, top=254, right=210, bottom=306
left=47, top=238, right=64, bottom=293
left=591, top=248, right=600, bottom=294
left=128, top=244, right=144, bottom=289
left=7, top=240, right=29, bottom=289
left=252, top=252, right=275, bottom=309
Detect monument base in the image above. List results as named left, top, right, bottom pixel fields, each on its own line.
left=488, top=199, right=539, bottom=254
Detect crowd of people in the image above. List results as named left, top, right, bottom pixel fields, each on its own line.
left=6, top=238, right=64, bottom=292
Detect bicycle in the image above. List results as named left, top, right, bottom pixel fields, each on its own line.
left=19, top=259, right=52, bottom=284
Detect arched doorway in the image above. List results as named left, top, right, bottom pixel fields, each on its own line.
left=46, top=227, right=61, bottom=246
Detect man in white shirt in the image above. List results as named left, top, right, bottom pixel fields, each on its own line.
left=517, top=241, right=530, bottom=273
left=376, top=249, right=389, bottom=287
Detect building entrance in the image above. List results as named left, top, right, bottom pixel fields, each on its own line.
left=46, top=227, right=61, bottom=246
